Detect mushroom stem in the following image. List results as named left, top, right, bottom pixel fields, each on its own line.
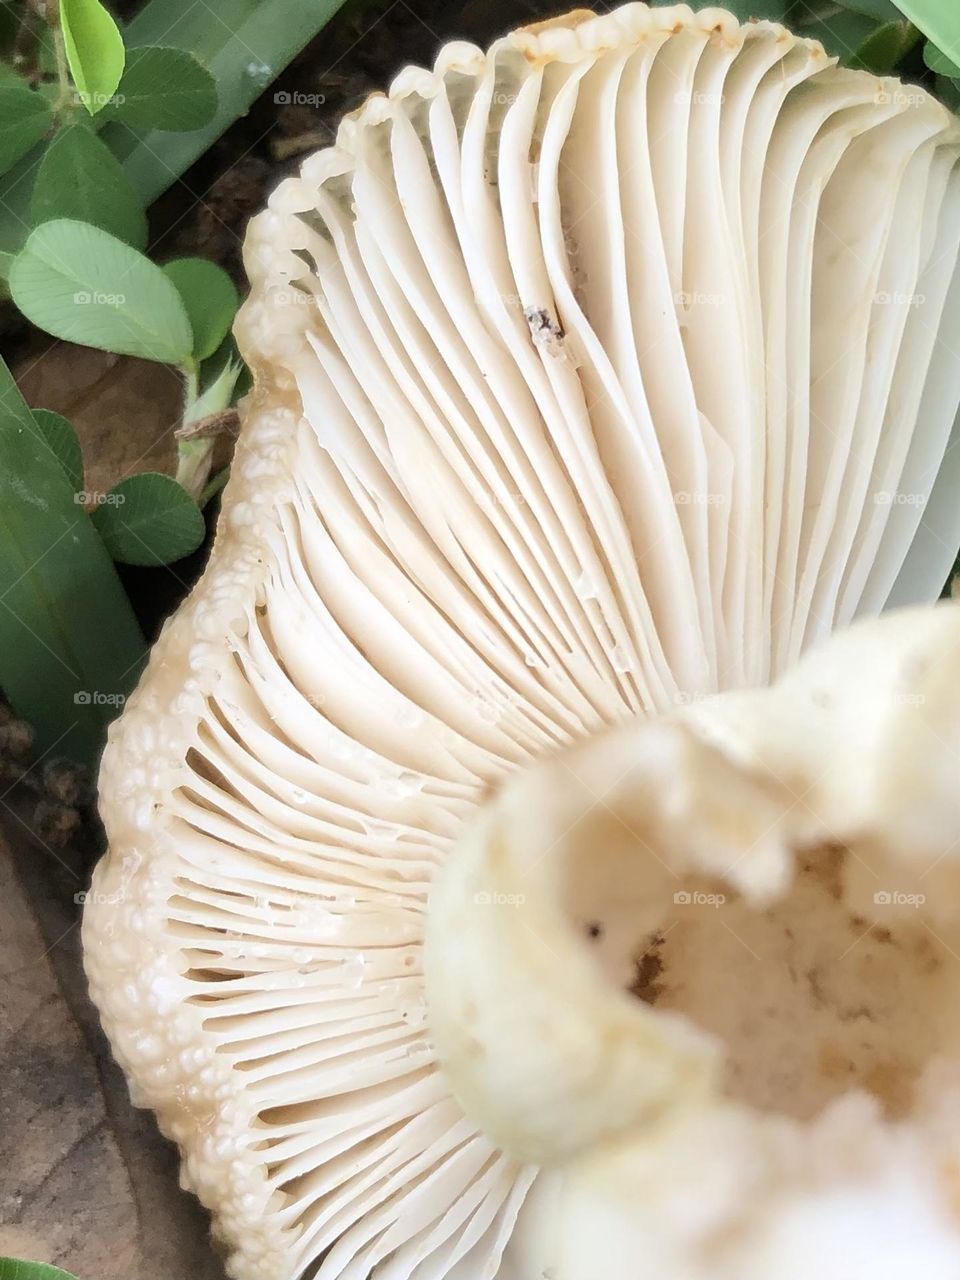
left=425, top=603, right=960, bottom=1166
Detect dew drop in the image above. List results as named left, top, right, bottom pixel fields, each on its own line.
left=610, top=645, right=632, bottom=674
left=573, top=569, right=599, bottom=600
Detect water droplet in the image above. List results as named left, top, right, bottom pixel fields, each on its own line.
left=610, top=645, right=632, bottom=674
left=245, top=61, right=273, bottom=88
left=341, top=954, right=366, bottom=989
left=474, top=697, right=500, bottom=725
left=573, top=568, right=599, bottom=600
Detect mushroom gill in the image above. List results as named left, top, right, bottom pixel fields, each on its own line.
left=83, top=5, right=960, bottom=1280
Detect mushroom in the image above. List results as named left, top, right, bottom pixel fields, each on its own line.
left=82, top=4, right=960, bottom=1280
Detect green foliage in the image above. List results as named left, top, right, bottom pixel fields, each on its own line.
left=59, top=0, right=125, bottom=115
left=31, top=123, right=147, bottom=248
left=107, top=46, right=217, bottom=131
left=924, top=39, right=960, bottom=76
left=0, top=358, right=144, bottom=766
left=163, top=258, right=240, bottom=362
left=112, top=0, right=350, bottom=205
left=92, top=472, right=206, bottom=565
left=31, top=409, right=84, bottom=492
left=10, top=220, right=193, bottom=363
left=0, top=0, right=357, bottom=763
left=0, top=87, right=54, bottom=172
left=893, top=0, right=960, bottom=75
left=851, top=19, right=921, bottom=72
left=0, top=1263, right=79, bottom=1280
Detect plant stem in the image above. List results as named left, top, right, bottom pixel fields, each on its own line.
left=175, top=360, right=215, bottom=502
left=48, top=3, right=73, bottom=117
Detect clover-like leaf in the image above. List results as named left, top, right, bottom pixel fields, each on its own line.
left=59, top=0, right=125, bottom=116
left=31, top=124, right=147, bottom=248
left=92, top=472, right=206, bottom=565
left=9, top=220, right=193, bottom=363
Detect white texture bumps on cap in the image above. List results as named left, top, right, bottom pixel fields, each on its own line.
left=82, top=4, right=960, bottom=1279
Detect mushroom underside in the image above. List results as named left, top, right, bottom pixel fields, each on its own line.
left=83, top=3, right=960, bottom=1277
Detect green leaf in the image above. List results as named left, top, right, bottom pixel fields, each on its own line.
left=60, top=0, right=125, bottom=115
left=31, top=409, right=83, bottom=491
left=796, top=8, right=880, bottom=61
left=102, top=0, right=351, bottom=206
left=163, top=257, right=239, bottom=362
left=108, top=46, right=217, bottom=131
left=0, top=1264, right=80, bottom=1280
left=894, top=0, right=960, bottom=76
left=192, top=354, right=243, bottom=419
left=30, top=124, right=147, bottom=249
left=851, top=19, right=921, bottom=72
left=693, top=0, right=789, bottom=17
left=9, top=220, right=193, bottom=364
left=92, top=472, right=206, bottom=565
left=934, top=72, right=960, bottom=109
left=840, top=0, right=901, bottom=20
left=924, top=38, right=960, bottom=76
left=0, top=88, right=53, bottom=175
left=0, top=63, right=32, bottom=89
left=0, top=358, right=144, bottom=765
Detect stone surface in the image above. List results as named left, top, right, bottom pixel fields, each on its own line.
left=0, top=821, right=226, bottom=1280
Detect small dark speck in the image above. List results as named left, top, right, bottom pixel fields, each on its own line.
left=586, top=921, right=603, bottom=940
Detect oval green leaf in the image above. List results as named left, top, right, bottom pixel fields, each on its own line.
left=92, top=472, right=206, bottom=565
left=163, top=257, right=239, bottom=362
left=110, top=46, right=217, bottom=131
left=852, top=19, right=921, bottom=72
left=31, top=409, right=84, bottom=491
left=0, top=1262, right=80, bottom=1280
left=0, top=87, right=54, bottom=175
left=924, top=38, right=960, bottom=77
left=59, top=0, right=125, bottom=115
left=9, top=220, right=193, bottom=363
left=31, top=124, right=147, bottom=249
